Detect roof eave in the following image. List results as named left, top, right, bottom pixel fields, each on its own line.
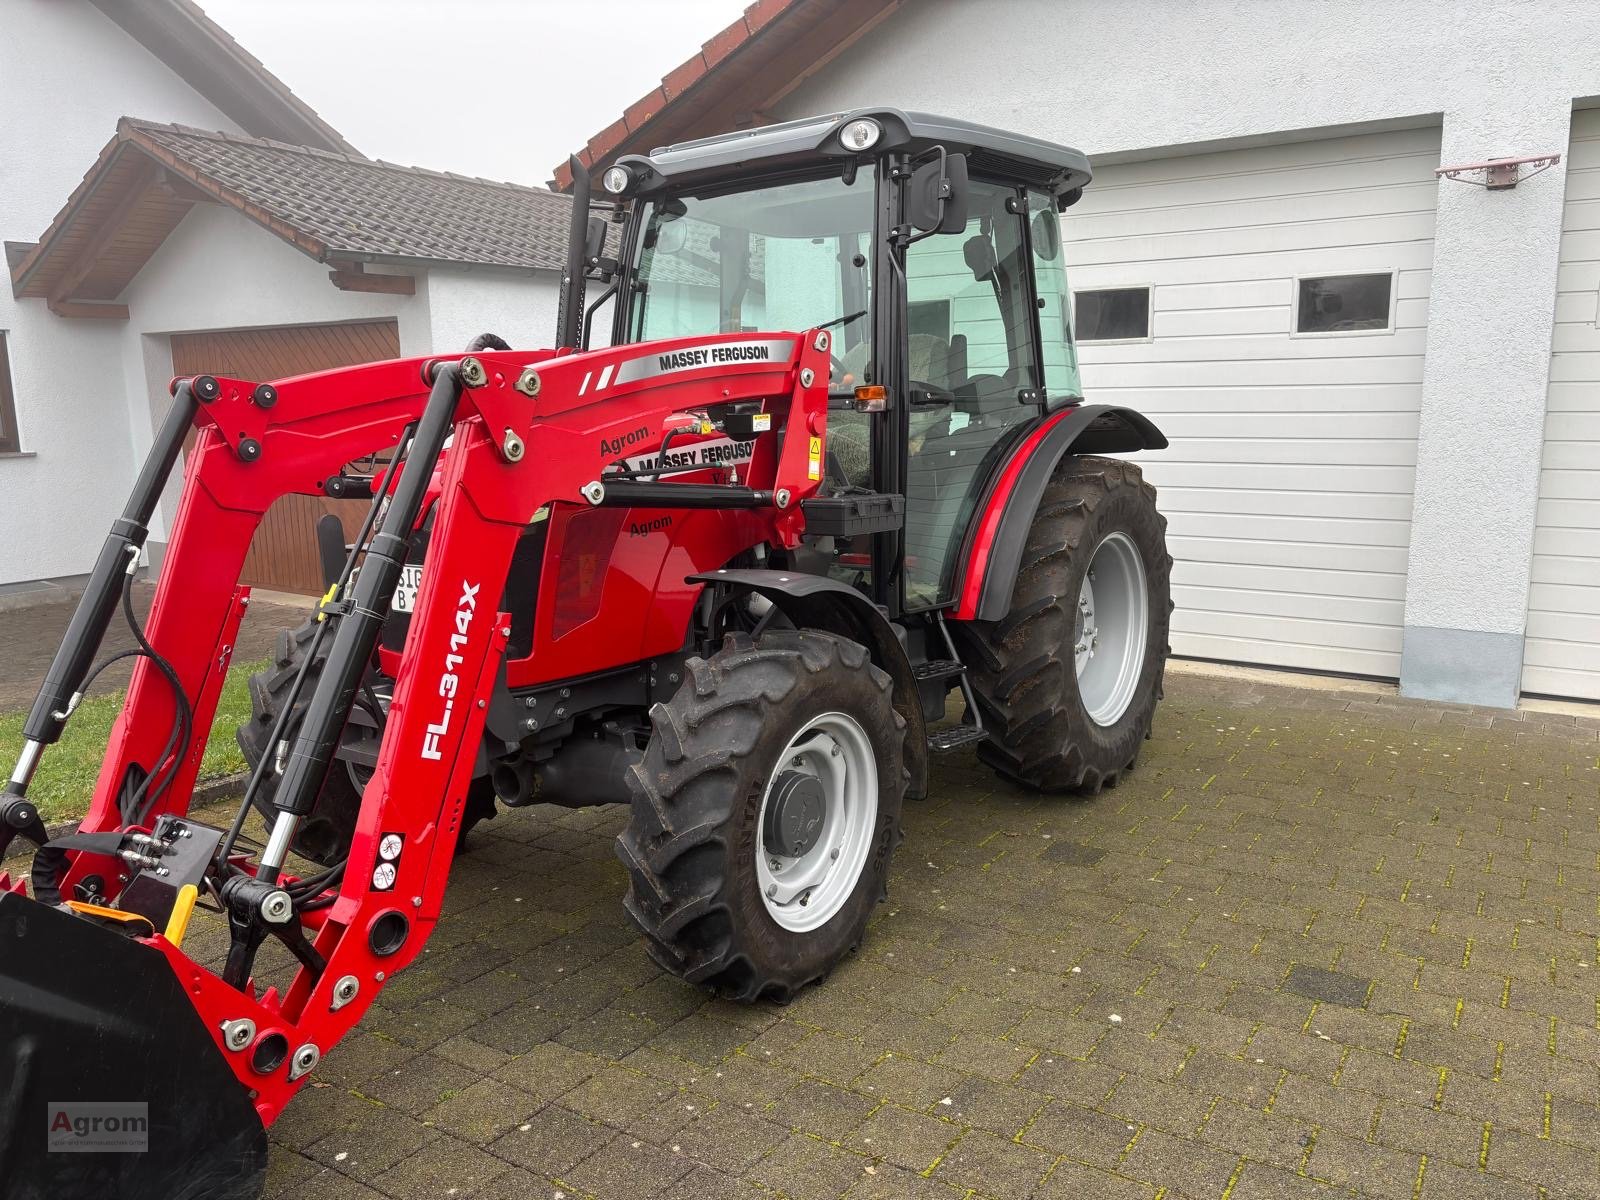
left=90, top=0, right=356, bottom=155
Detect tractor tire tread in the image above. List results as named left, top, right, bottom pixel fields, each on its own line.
left=952, top=455, right=1170, bottom=793
left=617, top=629, right=905, bottom=1004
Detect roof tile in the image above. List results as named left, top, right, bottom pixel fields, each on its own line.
left=700, top=18, right=752, bottom=69
left=742, top=0, right=789, bottom=34
left=662, top=53, right=712, bottom=100
left=624, top=89, right=667, bottom=135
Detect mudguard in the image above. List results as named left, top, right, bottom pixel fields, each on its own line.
left=688, top=568, right=930, bottom=799
left=0, top=891, right=268, bottom=1199
left=953, top=404, right=1166, bottom=622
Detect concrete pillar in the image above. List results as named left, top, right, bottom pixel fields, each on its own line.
left=1400, top=98, right=1573, bottom=708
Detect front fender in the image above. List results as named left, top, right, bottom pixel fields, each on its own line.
left=953, top=404, right=1166, bottom=622
left=688, top=568, right=929, bottom=800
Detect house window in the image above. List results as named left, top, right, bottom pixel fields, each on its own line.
left=1295, top=272, right=1394, bottom=334
left=1073, top=287, right=1150, bottom=342
left=0, top=333, right=18, bottom=454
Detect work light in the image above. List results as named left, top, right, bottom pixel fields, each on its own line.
left=839, top=118, right=881, bottom=152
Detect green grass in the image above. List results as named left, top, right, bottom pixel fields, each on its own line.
left=0, top=658, right=268, bottom=824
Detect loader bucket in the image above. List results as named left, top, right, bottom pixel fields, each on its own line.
left=0, top=891, right=267, bottom=1200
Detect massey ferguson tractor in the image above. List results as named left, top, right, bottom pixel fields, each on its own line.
left=0, top=109, right=1169, bottom=1197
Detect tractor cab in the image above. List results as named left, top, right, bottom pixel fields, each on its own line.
left=585, top=109, right=1092, bottom=614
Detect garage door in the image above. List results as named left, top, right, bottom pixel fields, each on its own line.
left=1523, top=109, right=1600, bottom=700
left=1066, top=126, right=1441, bottom=677
left=171, top=320, right=400, bottom=595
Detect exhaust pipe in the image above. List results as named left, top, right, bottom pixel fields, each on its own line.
left=490, top=734, right=639, bottom=809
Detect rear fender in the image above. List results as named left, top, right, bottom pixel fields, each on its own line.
left=688, top=569, right=929, bottom=800
left=953, top=404, right=1166, bottom=623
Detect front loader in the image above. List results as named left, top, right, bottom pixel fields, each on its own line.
left=0, top=109, right=1170, bottom=1197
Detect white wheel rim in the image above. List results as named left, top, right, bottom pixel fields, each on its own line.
left=1074, top=531, right=1149, bottom=727
left=756, top=711, right=878, bottom=933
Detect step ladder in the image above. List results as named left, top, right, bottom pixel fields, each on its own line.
left=924, top=612, right=988, bottom=754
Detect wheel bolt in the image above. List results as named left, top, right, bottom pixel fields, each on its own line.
left=766, top=884, right=777, bottom=898
left=830, top=847, right=840, bottom=860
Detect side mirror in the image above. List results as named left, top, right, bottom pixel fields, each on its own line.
left=963, top=234, right=997, bottom=280
left=908, top=152, right=969, bottom=234
left=1031, top=209, right=1061, bottom=262
left=584, top=215, right=608, bottom=265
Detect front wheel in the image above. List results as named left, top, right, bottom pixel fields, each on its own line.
left=952, top=455, right=1171, bottom=792
left=617, top=629, right=907, bottom=1003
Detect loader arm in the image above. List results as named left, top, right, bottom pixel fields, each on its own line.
left=0, top=330, right=832, bottom=1198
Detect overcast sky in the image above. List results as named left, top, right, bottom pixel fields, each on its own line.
left=201, top=0, right=750, bottom=187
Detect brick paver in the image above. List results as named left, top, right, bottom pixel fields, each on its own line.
left=239, top=671, right=1600, bottom=1198
left=26, top=644, right=1600, bottom=1197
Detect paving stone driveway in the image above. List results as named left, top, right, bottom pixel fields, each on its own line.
left=243, top=673, right=1600, bottom=1197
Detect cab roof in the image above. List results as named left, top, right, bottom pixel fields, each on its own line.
left=614, top=108, right=1092, bottom=198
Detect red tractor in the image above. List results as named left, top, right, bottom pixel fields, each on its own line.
left=0, top=109, right=1169, bottom=1197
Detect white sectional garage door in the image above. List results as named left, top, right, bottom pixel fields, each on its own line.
left=1066, top=127, right=1441, bottom=677
left=1523, top=109, right=1600, bottom=700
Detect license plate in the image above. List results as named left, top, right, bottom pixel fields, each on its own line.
left=390, top=565, right=423, bottom=613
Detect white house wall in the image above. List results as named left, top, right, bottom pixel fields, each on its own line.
left=424, top=268, right=562, bottom=360
left=0, top=1, right=237, bottom=587
left=773, top=0, right=1600, bottom=706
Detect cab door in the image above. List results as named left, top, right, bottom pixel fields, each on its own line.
left=899, top=178, right=1046, bottom=608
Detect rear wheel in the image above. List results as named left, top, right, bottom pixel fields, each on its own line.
left=617, top=629, right=907, bottom=1003
left=237, top=618, right=496, bottom=866
left=952, top=456, right=1171, bottom=792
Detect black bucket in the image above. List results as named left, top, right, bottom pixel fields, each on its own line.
left=0, top=891, right=267, bottom=1199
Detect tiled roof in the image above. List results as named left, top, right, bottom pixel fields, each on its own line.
left=12, top=119, right=581, bottom=306
left=132, top=121, right=577, bottom=270
left=551, top=0, right=901, bottom=190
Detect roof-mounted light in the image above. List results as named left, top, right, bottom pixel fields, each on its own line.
left=838, top=118, right=881, bottom=152
left=602, top=165, right=633, bottom=195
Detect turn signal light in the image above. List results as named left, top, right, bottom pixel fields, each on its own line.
left=853, top=385, right=887, bottom=412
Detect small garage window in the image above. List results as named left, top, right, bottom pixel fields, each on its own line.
left=909, top=298, right=951, bottom=340
left=1073, top=287, right=1151, bottom=342
left=1295, top=272, right=1394, bottom=334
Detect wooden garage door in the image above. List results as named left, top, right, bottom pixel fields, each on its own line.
left=1523, top=109, right=1600, bottom=700
left=1067, top=126, right=1440, bottom=678
left=171, top=320, right=400, bottom=595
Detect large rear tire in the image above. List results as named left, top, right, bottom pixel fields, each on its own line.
left=952, top=456, right=1171, bottom=793
left=237, top=619, right=496, bottom=866
left=617, top=629, right=907, bottom=1003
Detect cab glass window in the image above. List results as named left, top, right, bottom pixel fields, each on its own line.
left=1028, top=191, right=1082, bottom=402
left=626, top=170, right=875, bottom=376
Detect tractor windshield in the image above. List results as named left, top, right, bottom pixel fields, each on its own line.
left=625, top=169, right=876, bottom=389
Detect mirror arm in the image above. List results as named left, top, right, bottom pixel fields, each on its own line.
left=904, top=146, right=952, bottom=245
